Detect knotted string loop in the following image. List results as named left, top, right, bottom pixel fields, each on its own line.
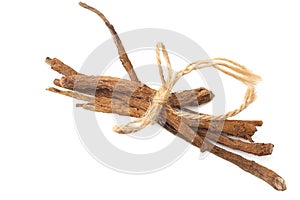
left=113, top=43, right=261, bottom=133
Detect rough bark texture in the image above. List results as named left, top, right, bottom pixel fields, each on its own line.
left=161, top=121, right=285, bottom=191
left=52, top=73, right=258, bottom=138
left=47, top=86, right=273, bottom=156
left=196, top=129, right=273, bottom=156
left=56, top=75, right=214, bottom=108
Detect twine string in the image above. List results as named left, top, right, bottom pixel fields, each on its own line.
left=113, top=42, right=261, bottom=134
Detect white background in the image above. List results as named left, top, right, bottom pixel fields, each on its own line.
left=0, top=0, right=299, bottom=199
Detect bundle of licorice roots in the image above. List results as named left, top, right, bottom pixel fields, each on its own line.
left=46, top=2, right=286, bottom=191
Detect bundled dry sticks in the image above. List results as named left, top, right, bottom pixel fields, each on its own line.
left=46, top=2, right=286, bottom=190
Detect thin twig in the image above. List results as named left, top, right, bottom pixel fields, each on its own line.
left=79, top=2, right=139, bottom=82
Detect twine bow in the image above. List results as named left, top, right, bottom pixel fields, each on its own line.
left=113, top=42, right=261, bottom=134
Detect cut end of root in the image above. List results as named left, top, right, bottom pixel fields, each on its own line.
left=45, top=57, right=52, bottom=65
left=274, top=177, right=287, bottom=191
left=256, top=120, right=263, bottom=126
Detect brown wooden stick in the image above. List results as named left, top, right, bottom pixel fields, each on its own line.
left=55, top=75, right=213, bottom=108
left=79, top=2, right=139, bottom=82
left=196, top=129, right=273, bottom=156
left=180, top=107, right=258, bottom=141
left=183, top=117, right=257, bottom=142
left=160, top=121, right=286, bottom=191
left=45, top=57, right=79, bottom=76
left=210, top=145, right=286, bottom=190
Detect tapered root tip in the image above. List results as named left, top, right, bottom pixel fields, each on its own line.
left=257, top=120, right=263, bottom=126
left=79, top=2, right=88, bottom=8
left=274, top=177, right=287, bottom=191
left=46, top=87, right=55, bottom=92
left=46, top=87, right=62, bottom=94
